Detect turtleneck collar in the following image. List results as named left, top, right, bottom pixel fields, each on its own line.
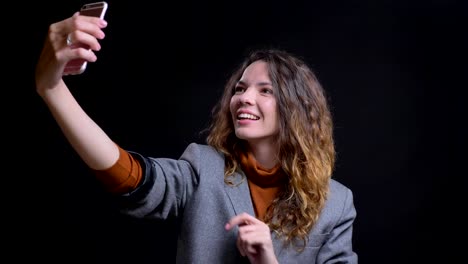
left=239, top=150, right=287, bottom=188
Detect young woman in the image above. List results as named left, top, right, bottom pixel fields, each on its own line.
left=35, top=12, right=358, bottom=264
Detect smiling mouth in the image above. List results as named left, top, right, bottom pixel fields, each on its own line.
left=237, top=113, right=260, bottom=120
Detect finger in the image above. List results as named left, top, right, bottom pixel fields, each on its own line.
left=242, top=231, right=267, bottom=244
left=78, top=11, right=108, bottom=27
left=57, top=12, right=106, bottom=41
left=240, top=235, right=261, bottom=255
left=67, top=30, right=102, bottom=51
left=55, top=48, right=97, bottom=70
left=48, top=13, right=106, bottom=54
left=236, top=235, right=246, bottom=256
left=237, top=224, right=259, bottom=234
left=69, top=48, right=97, bottom=63
left=225, top=213, right=259, bottom=230
left=246, top=244, right=258, bottom=255
left=71, top=11, right=107, bottom=31
left=239, top=233, right=259, bottom=255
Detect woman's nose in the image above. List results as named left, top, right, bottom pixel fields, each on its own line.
left=239, top=88, right=255, bottom=105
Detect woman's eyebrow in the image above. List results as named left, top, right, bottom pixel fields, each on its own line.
left=236, top=80, right=272, bottom=86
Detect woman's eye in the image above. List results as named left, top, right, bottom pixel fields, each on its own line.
left=234, top=86, right=245, bottom=93
left=261, top=88, right=273, bottom=94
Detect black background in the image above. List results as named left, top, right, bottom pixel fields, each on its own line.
left=10, top=0, right=467, bottom=262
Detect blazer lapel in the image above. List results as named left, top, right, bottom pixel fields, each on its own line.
left=224, top=171, right=255, bottom=216
left=224, top=170, right=286, bottom=257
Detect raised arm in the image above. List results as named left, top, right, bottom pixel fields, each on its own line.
left=35, top=12, right=118, bottom=170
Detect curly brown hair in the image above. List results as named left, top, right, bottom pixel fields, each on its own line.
left=206, top=49, right=335, bottom=250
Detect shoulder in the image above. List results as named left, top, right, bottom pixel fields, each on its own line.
left=329, top=179, right=354, bottom=201
left=130, top=143, right=224, bottom=174
left=327, top=179, right=355, bottom=212
left=180, top=143, right=223, bottom=160
left=314, top=179, right=356, bottom=232
left=179, top=143, right=225, bottom=173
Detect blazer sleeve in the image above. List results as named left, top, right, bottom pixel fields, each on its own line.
left=116, top=143, right=202, bottom=220
left=317, top=187, right=358, bottom=264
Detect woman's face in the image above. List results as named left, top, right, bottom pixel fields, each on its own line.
left=230, top=60, right=279, bottom=146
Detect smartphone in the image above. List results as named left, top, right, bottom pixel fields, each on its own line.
left=63, top=2, right=108, bottom=76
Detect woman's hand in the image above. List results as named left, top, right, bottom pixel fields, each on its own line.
left=35, top=12, right=107, bottom=95
left=225, top=212, right=279, bottom=264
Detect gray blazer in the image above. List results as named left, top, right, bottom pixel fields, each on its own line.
left=119, top=143, right=358, bottom=263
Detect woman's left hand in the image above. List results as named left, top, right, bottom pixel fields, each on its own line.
left=225, top=212, right=279, bottom=264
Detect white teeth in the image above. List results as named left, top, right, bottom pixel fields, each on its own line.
left=238, top=113, right=259, bottom=120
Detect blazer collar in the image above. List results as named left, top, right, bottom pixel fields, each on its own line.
left=224, top=171, right=255, bottom=216
left=224, top=170, right=285, bottom=255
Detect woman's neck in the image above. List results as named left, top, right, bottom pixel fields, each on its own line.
left=247, top=141, right=279, bottom=169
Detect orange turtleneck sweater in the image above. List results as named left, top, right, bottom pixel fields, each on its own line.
left=238, top=150, right=286, bottom=220
left=93, top=145, right=286, bottom=220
